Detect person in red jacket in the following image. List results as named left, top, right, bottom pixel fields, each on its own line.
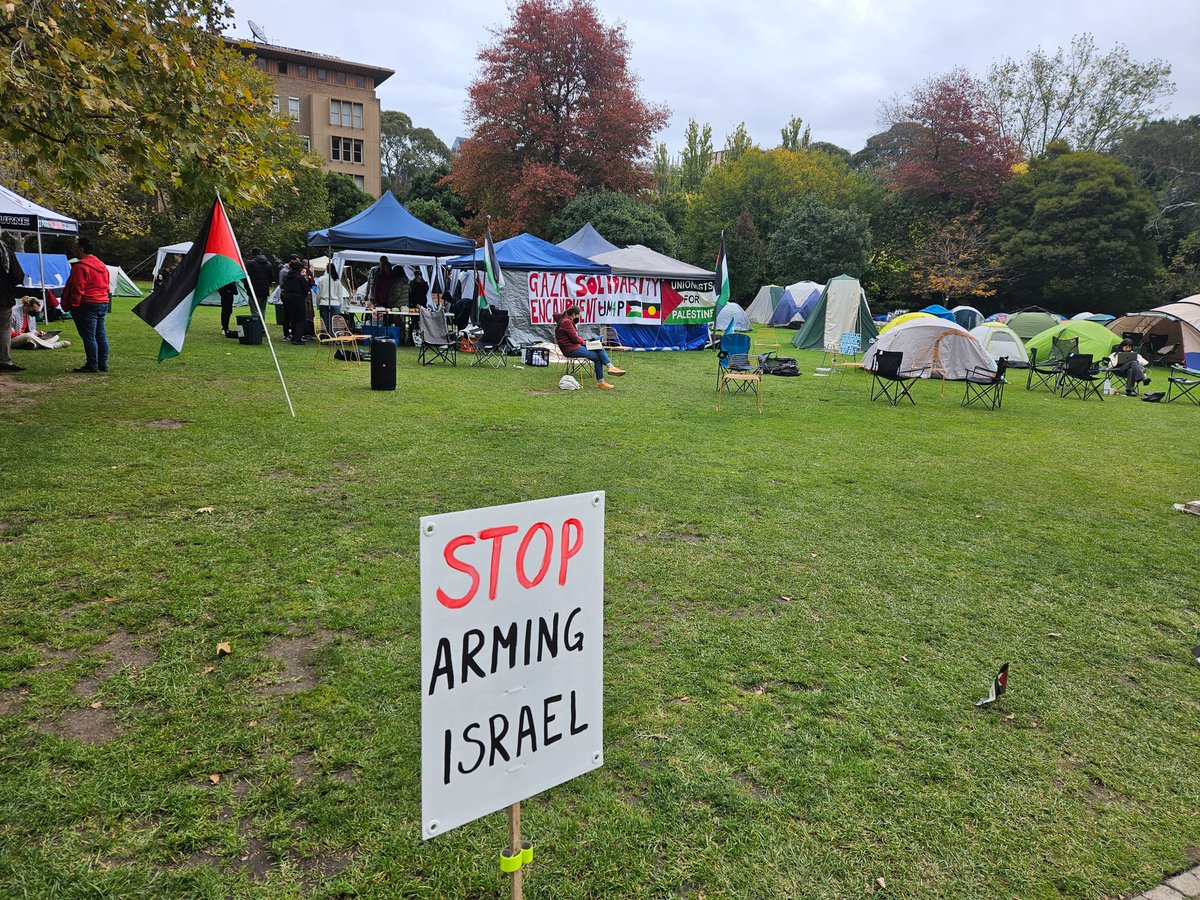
left=554, top=305, right=625, bottom=389
left=61, top=237, right=111, bottom=373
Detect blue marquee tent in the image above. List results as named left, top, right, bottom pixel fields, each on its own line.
left=15, top=252, right=71, bottom=290
left=308, top=191, right=473, bottom=255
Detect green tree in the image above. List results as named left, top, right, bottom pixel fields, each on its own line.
left=380, top=110, right=452, bottom=197
left=0, top=0, right=304, bottom=207
left=407, top=198, right=461, bottom=235
left=723, top=122, right=755, bottom=164
left=408, top=163, right=471, bottom=226
left=229, top=162, right=330, bottom=257
left=680, top=119, right=714, bottom=191
left=766, top=195, right=872, bottom=283
left=983, top=33, right=1174, bottom=158
left=682, top=147, right=873, bottom=266
left=995, top=147, right=1160, bottom=315
left=325, top=172, right=373, bottom=226
left=780, top=116, right=811, bottom=151
left=723, top=211, right=768, bottom=302
left=546, top=191, right=678, bottom=256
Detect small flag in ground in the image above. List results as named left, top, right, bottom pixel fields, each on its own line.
left=133, top=196, right=246, bottom=361
left=713, top=230, right=730, bottom=318
left=481, top=221, right=504, bottom=310
left=975, top=662, right=1009, bottom=707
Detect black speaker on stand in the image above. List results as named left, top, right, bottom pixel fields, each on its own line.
left=371, top=338, right=396, bottom=390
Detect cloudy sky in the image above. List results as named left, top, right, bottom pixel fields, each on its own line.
left=229, top=0, right=1199, bottom=155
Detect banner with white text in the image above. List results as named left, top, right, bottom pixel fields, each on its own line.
left=527, top=271, right=716, bottom=326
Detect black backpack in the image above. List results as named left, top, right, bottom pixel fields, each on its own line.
left=758, top=353, right=800, bottom=376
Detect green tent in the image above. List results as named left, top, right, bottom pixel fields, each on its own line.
left=1025, top=320, right=1121, bottom=362
left=790, top=275, right=878, bottom=351
left=1006, top=309, right=1061, bottom=341
left=107, top=265, right=143, bottom=298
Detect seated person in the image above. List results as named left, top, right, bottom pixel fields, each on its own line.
left=11, top=297, right=71, bottom=350
left=1109, top=339, right=1152, bottom=396
left=554, top=305, right=625, bottom=389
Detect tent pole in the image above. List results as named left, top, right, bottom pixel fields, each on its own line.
left=37, top=228, right=46, bottom=304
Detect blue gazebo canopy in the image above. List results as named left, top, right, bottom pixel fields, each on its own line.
left=308, top=191, right=473, bottom=255
left=447, top=232, right=609, bottom=273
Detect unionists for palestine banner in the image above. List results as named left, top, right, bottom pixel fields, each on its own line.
left=527, top=271, right=716, bottom=326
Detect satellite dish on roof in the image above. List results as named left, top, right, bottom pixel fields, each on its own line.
left=248, top=20, right=269, bottom=43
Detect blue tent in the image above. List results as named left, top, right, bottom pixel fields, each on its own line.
left=920, top=304, right=957, bottom=322
left=769, top=290, right=810, bottom=326
left=557, top=222, right=619, bottom=258
left=15, top=252, right=71, bottom=290
left=447, top=232, right=608, bottom=272
left=797, top=288, right=822, bottom=321
left=308, top=191, right=473, bottom=255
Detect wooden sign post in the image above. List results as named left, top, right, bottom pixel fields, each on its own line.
left=419, top=492, right=606, bottom=894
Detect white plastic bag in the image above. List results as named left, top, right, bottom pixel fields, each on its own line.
left=558, top=374, right=581, bottom=391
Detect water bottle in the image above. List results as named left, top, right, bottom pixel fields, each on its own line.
left=1103, top=376, right=1113, bottom=395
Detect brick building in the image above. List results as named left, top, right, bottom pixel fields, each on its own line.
left=228, top=39, right=394, bottom=197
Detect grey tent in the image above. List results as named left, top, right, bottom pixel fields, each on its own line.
left=790, top=275, right=878, bottom=351
left=557, top=223, right=619, bottom=258
left=714, top=302, right=751, bottom=333
left=746, top=285, right=783, bottom=324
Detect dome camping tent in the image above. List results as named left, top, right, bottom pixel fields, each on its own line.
left=153, top=241, right=249, bottom=307
left=1026, top=319, right=1122, bottom=363
left=879, top=311, right=936, bottom=334
left=790, top=275, right=878, bottom=351
left=1007, top=309, right=1062, bottom=342
left=970, top=323, right=1029, bottom=366
left=1107, top=299, right=1200, bottom=370
left=746, top=284, right=783, bottom=324
left=952, top=305, right=984, bottom=330
left=863, top=318, right=995, bottom=381
left=714, top=302, right=752, bottom=333
left=919, top=304, right=957, bottom=322
left=770, top=280, right=822, bottom=327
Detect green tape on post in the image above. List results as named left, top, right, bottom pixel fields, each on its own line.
left=520, top=841, right=533, bottom=865
left=500, top=849, right=523, bottom=873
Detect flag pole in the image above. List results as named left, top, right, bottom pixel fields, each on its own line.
left=217, top=193, right=296, bottom=418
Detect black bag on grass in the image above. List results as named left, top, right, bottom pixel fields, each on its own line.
left=758, top=353, right=800, bottom=376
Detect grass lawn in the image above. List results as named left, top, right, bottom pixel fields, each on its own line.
left=1, top=300, right=1198, bottom=899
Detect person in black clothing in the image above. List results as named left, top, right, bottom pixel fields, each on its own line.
left=218, top=281, right=239, bottom=336
left=280, top=259, right=310, bottom=345
left=244, top=247, right=274, bottom=317
left=409, top=270, right=429, bottom=309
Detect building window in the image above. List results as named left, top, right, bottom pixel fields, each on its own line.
left=355, top=74, right=365, bottom=88
left=353, top=175, right=365, bottom=190
left=257, top=58, right=268, bottom=72
left=271, top=95, right=280, bottom=115
left=335, top=70, right=347, bottom=85
left=330, top=137, right=364, bottom=164
left=329, top=100, right=364, bottom=129
left=276, top=60, right=288, bottom=75
left=287, top=97, right=300, bottom=121
left=298, top=64, right=307, bottom=77
left=301, top=135, right=310, bottom=151
left=317, top=67, right=327, bottom=81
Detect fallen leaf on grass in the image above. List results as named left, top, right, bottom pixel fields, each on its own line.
left=248, top=720, right=257, bottom=728
left=202, top=666, right=215, bottom=675
left=208, top=773, right=221, bottom=784
left=974, top=514, right=983, bottom=519
left=102, top=596, right=118, bottom=604
left=1047, top=632, right=1061, bottom=639
left=215, top=642, right=233, bottom=657
left=779, top=595, right=792, bottom=602
left=294, top=777, right=303, bottom=786
left=810, top=552, right=818, bottom=559
left=305, top=578, right=315, bottom=584
left=89, top=701, right=102, bottom=709
left=876, top=877, right=887, bottom=889
left=195, top=507, right=215, bottom=514
left=1003, top=713, right=1015, bottom=722
left=901, top=655, right=910, bottom=663
left=1030, top=719, right=1040, bottom=728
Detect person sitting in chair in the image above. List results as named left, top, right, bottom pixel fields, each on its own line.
left=1109, top=339, right=1152, bottom=396
left=554, top=305, right=625, bottom=389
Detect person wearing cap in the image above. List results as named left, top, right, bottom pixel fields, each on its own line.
left=1109, top=339, right=1151, bottom=396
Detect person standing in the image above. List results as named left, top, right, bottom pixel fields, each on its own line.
left=218, top=280, right=239, bottom=337
left=62, top=237, right=111, bottom=373
left=279, top=258, right=311, bottom=346
left=408, top=269, right=429, bottom=309
left=244, top=247, right=274, bottom=318
left=366, top=256, right=394, bottom=309
left=0, top=240, right=26, bottom=373
left=316, top=263, right=349, bottom=332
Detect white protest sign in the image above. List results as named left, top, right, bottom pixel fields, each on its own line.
left=420, top=491, right=605, bottom=840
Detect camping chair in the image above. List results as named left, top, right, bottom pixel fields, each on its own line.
left=310, top=311, right=355, bottom=366
left=417, top=306, right=457, bottom=366
left=1025, top=347, right=1065, bottom=392
left=600, top=324, right=631, bottom=362
left=716, top=331, right=762, bottom=412
left=1166, top=365, right=1200, bottom=404
left=1141, top=333, right=1177, bottom=367
left=815, top=332, right=861, bottom=377
left=471, top=308, right=510, bottom=368
left=1056, top=353, right=1104, bottom=400
left=868, top=350, right=924, bottom=405
left=1050, top=336, right=1079, bottom=363
left=962, top=358, right=1008, bottom=410
left=329, top=314, right=369, bottom=362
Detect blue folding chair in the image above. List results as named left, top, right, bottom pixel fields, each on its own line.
left=716, top=331, right=762, bottom=411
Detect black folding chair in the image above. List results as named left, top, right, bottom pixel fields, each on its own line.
left=1166, top=365, right=1200, bottom=404
left=962, top=358, right=1008, bottom=410
left=417, top=306, right=457, bottom=366
left=869, top=350, right=923, bottom=405
left=1057, top=353, right=1104, bottom=400
left=1025, top=347, right=1064, bottom=392
left=1142, top=333, right=1178, bottom=367
left=471, top=308, right=510, bottom=368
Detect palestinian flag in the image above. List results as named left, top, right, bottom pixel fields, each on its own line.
left=626, top=300, right=643, bottom=319
left=713, top=230, right=730, bottom=318
left=481, top=221, right=504, bottom=311
left=133, top=196, right=246, bottom=361
left=974, top=662, right=1009, bottom=707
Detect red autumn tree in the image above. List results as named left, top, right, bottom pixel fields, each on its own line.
left=451, top=0, right=669, bottom=237
left=888, top=68, right=1022, bottom=208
